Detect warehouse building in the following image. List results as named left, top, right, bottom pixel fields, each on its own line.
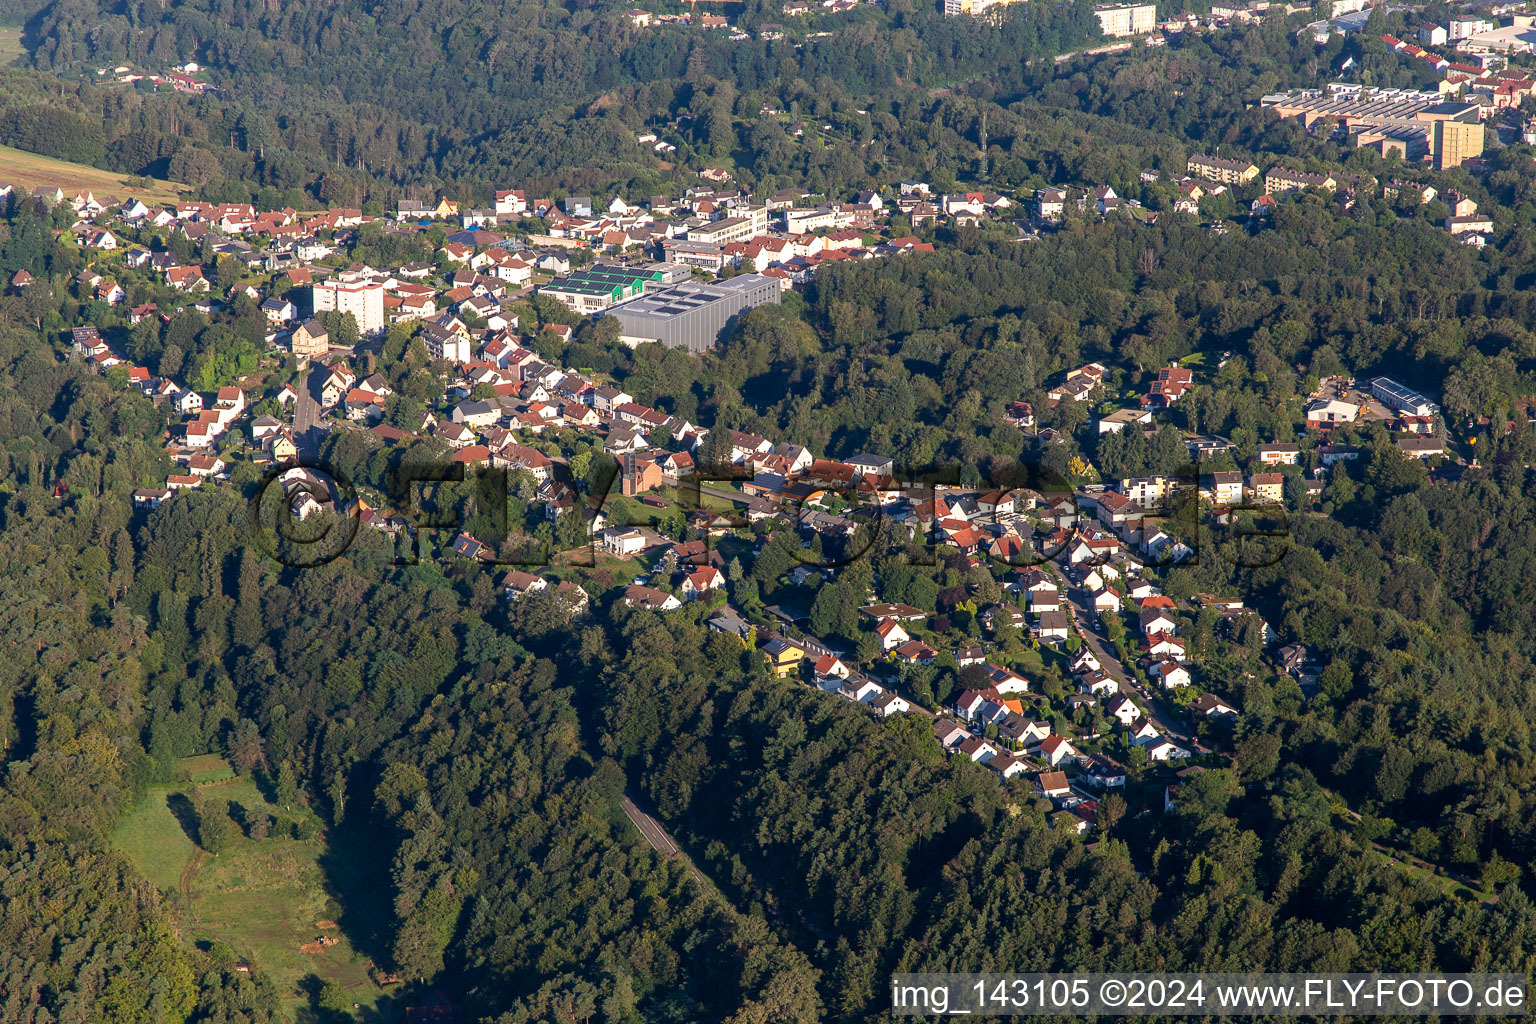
left=1370, top=376, right=1439, bottom=417
left=606, top=274, right=781, bottom=352
left=1258, top=85, right=1483, bottom=169
left=540, top=265, right=668, bottom=314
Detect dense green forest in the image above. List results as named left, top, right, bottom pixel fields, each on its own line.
left=7, top=122, right=1536, bottom=1016
left=8, top=0, right=1536, bottom=1018
left=8, top=0, right=1103, bottom=202
left=0, top=2, right=1508, bottom=213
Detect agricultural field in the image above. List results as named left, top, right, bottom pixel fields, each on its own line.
left=110, top=757, right=391, bottom=1019
left=0, top=142, right=186, bottom=204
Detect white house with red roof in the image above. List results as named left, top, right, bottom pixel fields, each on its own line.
left=1142, top=632, right=1187, bottom=663
left=986, top=664, right=1030, bottom=694
left=1038, top=734, right=1079, bottom=766
left=893, top=639, right=938, bottom=666
left=874, top=617, right=910, bottom=651
left=813, top=654, right=851, bottom=683
left=681, top=566, right=724, bottom=599
left=954, top=688, right=991, bottom=720
left=1149, top=660, right=1191, bottom=689
left=166, top=266, right=210, bottom=292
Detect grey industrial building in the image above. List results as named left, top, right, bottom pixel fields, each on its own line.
left=605, top=274, right=781, bottom=352
left=1370, top=376, right=1439, bottom=417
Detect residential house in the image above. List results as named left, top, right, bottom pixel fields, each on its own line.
left=1201, top=470, right=1244, bottom=504
left=681, top=566, right=725, bottom=599
left=1088, top=588, right=1121, bottom=617
left=893, top=639, right=938, bottom=666
left=987, top=664, right=1030, bottom=695
left=1106, top=696, right=1141, bottom=727
left=501, top=570, right=550, bottom=600
left=1038, top=736, right=1075, bottom=767
left=1077, top=671, right=1119, bottom=697
left=1194, top=693, right=1239, bottom=719
left=291, top=319, right=329, bottom=357
left=1028, top=587, right=1062, bottom=614
left=1142, top=632, right=1187, bottom=663
left=133, top=487, right=173, bottom=509
left=813, top=655, right=852, bottom=683
left=599, top=527, right=648, bottom=557
left=957, top=736, right=1001, bottom=764
left=934, top=720, right=970, bottom=751
left=955, top=645, right=986, bottom=668
left=843, top=678, right=886, bottom=704
left=1255, top=443, right=1301, bottom=466
left=262, top=298, right=297, bottom=324
left=1247, top=472, right=1284, bottom=504
left=1099, top=407, right=1154, bottom=434
left=166, top=266, right=211, bottom=292
left=452, top=399, right=501, bottom=429
left=1036, top=771, right=1072, bottom=800
left=1083, top=756, right=1127, bottom=789
left=1127, top=717, right=1161, bottom=745
left=1034, top=610, right=1070, bottom=641
left=1396, top=436, right=1445, bottom=460
left=761, top=636, right=806, bottom=677
left=1145, top=738, right=1189, bottom=762
left=622, top=585, right=682, bottom=611
left=874, top=617, right=910, bottom=650
left=1149, top=660, right=1191, bottom=689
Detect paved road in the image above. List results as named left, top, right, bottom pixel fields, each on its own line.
left=293, top=363, right=327, bottom=456
left=621, top=795, right=712, bottom=890
left=622, top=796, right=679, bottom=856
left=1051, top=40, right=1132, bottom=64
left=1053, top=565, right=1198, bottom=748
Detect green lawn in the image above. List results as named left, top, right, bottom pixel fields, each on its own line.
left=110, top=765, right=389, bottom=1018
left=183, top=752, right=237, bottom=784
left=0, top=25, right=24, bottom=65
left=111, top=784, right=202, bottom=892
left=1177, top=350, right=1217, bottom=374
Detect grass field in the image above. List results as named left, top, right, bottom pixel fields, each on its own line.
left=182, top=752, right=237, bottom=784
left=1177, top=350, right=1219, bottom=374
left=110, top=760, right=390, bottom=1019
left=0, top=143, right=186, bottom=204
left=112, top=785, right=203, bottom=891
left=0, top=25, right=24, bottom=64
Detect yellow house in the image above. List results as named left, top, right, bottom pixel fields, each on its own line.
left=761, top=637, right=806, bottom=678
left=433, top=197, right=460, bottom=219
left=268, top=433, right=298, bottom=462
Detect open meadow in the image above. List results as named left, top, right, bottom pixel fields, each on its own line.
left=0, top=142, right=186, bottom=204
left=110, top=758, right=392, bottom=1019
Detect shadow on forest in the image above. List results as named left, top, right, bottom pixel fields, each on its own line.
left=166, top=792, right=202, bottom=846
left=315, top=787, right=396, bottom=970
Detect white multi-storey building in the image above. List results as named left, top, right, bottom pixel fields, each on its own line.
left=312, top=273, right=386, bottom=336
left=1094, top=3, right=1157, bottom=36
